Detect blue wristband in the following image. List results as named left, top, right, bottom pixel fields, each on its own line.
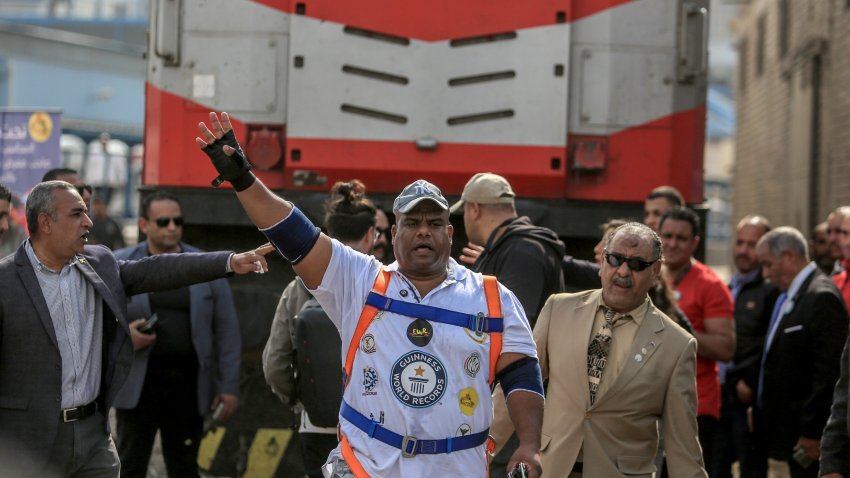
left=261, top=207, right=321, bottom=264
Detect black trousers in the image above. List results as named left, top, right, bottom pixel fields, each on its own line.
left=698, top=415, right=718, bottom=477
left=116, top=364, right=203, bottom=478
left=298, top=432, right=339, bottom=478
left=711, top=391, right=767, bottom=478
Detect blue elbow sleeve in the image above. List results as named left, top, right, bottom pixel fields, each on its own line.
left=497, top=356, right=544, bottom=398
left=261, top=207, right=321, bottom=264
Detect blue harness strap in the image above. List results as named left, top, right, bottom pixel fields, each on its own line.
left=341, top=400, right=489, bottom=457
left=364, top=292, right=504, bottom=334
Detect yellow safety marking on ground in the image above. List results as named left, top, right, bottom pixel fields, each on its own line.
left=197, top=427, right=227, bottom=470
left=245, top=428, right=293, bottom=478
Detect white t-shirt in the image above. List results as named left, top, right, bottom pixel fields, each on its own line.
left=311, top=240, right=537, bottom=477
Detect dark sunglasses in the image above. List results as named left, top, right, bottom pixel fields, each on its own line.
left=155, top=216, right=184, bottom=228
left=76, top=184, right=93, bottom=196
left=604, top=251, right=658, bottom=272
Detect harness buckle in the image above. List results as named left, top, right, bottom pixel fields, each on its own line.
left=401, top=436, right=418, bottom=458
left=469, top=312, right=487, bottom=334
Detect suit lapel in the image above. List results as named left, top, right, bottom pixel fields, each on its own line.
left=593, top=304, right=665, bottom=407
left=559, top=291, right=601, bottom=410
left=76, top=253, right=129, bottom=335
left=14, top=247, right=59, bottom=348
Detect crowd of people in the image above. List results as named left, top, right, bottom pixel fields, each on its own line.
left=0, top=109, right=849, bottom=478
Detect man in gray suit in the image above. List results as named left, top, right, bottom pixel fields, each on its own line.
left=113, top=192, right=241, bottom=478
left=0, top=181, right=269, bottom=477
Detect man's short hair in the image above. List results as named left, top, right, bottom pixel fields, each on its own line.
left=140, top=192, right=182, bottom=219
left=812, top=221, right=828, bottom=238
left=737, top=215, right=772, bottom=234
left=834, top=206, right=850, bottom=219
left=26, top=181, right=75, bottom=237
left=600, top=218, right=629, bottom=234
left=0, top=183, right=10, bottom=203
left=606, top=222, right=663, bottom=261
left=659, top=207, right=700, bottom=237
left=42, top=168, right=79, bottom=182
left=646, top=186, right=684, bottom=208
left=758, top=226, right=809, bottom=260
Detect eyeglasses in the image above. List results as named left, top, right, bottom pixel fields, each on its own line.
left=76, top=184, right=92, bottom=196
left=374, top=227, right=389, bottom=242
left=604, top=251, right=658, bottom=272
left=155, top=216, right=184, bottom=228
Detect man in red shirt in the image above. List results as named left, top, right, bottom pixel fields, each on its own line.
left=831, top=212, right=850, bottom=309
left=659, top=207, right=735, bottom=476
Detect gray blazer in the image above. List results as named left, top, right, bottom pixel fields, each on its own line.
left=112, top=241, right=241, bottom=415
left=0, top=243, right=231, bottom=474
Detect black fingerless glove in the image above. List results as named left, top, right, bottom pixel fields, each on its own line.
left=202, top=130, right=256, bottom=191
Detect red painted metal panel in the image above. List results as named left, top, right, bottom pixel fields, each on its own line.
left=145, top=84, right=704, bottom=203
left=250, top=0, right=636, bottom=41
left=143, top=83, right=287, bottom=189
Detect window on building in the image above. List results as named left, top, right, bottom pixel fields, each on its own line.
left=756, top=14, right=766, bottom=77
left=779, top=0, right=789, bottom=58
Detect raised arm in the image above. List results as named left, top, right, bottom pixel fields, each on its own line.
left=195, top=111, right=332, bottom=288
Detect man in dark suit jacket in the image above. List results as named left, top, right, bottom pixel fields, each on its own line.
left=754, top=226, right=848, bottom=478
left=0, top=181, right=269, bottom=476
left=112, top=192, right=241, bottom=478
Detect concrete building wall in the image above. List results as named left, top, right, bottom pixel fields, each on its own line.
left=733, top=0, right=850, bottom=231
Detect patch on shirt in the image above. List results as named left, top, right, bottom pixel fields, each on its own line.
left=407, top=319, right=433, bottom=347
left=458, top=387, right=479, bottom=416
left=369, top=411, right=385, bottom=424
left=362, top=366, right=379, bottom=396
left=464, top=328, right=488, bottom=344
left=456, top=423, right=472, bottom=436
left=391, top=351, right=446, bottom=408
left=463, top=352, right=481, bottom=378
left=361, top=334, right=377, bottom=354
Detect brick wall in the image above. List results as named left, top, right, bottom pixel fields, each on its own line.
left=733, top=0, right=850, bottom=233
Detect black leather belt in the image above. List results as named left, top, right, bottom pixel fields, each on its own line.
left=61, top=402, right=97, bottom=422
left=572, top=462, right=583, bottom=473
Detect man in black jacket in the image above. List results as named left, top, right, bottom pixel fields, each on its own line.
left=713, top=215, right=778, bottom=478
left=451, top=173, right=565, bottom=327
left=451, top=172, right=564, bottom=477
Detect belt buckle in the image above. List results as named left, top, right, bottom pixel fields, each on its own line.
left=62, top=408, right=78, bottom=422
left=401, top=436, right=417, bottom=458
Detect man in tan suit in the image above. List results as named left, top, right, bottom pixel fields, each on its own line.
left=491, top=222, right=706, bottom=477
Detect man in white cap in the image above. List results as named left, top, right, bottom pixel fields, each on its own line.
left=194, top=112, right=545, bottom=478
left=451, top=172, right=565, bottom=329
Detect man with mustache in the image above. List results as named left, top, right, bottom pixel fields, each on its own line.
left=490, top=222, right=707, bottom=477
left=195, top=111, right=544, bottom=478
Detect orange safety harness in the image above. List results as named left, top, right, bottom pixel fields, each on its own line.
left=338, top=269, right=503, bottom=477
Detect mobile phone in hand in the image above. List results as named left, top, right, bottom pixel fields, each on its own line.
left=792, top=447, right=814, bottom=468
left=138, top=314, right=158, bottom=334
left=508, top=463, right=528, bottom=478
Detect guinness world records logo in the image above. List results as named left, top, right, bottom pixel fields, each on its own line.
left=391, top=351, right=447, bottom=408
